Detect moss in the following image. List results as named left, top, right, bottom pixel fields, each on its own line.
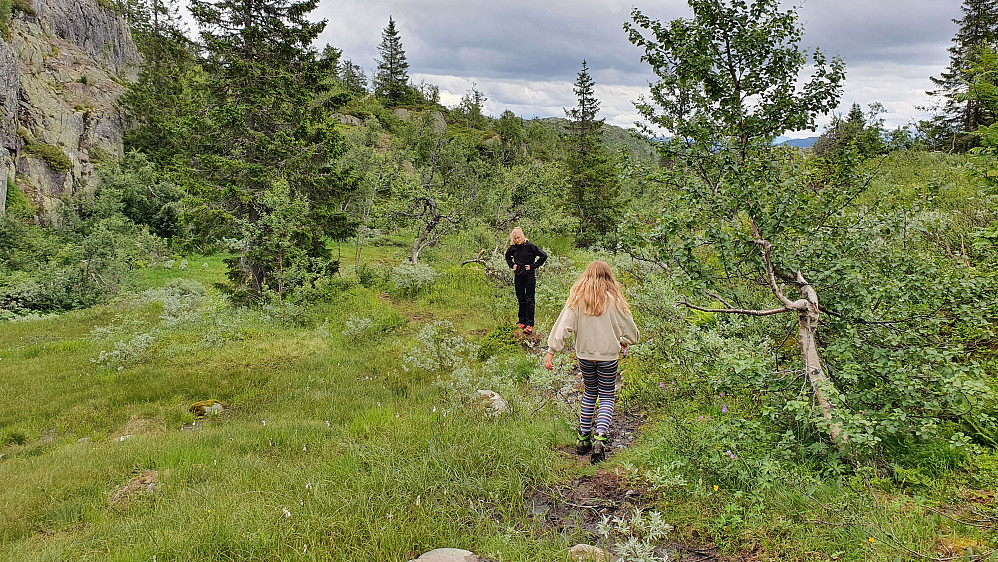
left=16, top=127, right=33, bottom=142
left=0, top=0, right=11, bottom=40
left=23, top=143, right=73, bottom=173
left=4, top=178, right=36, bottom=217
left=89, top=145, right=114, bottom=164
left=11, top=0, right=33, bottom=16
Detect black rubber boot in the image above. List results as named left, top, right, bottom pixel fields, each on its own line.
left=590, top=433, right=608, bottom=464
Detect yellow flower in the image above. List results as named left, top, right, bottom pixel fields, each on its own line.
left=868, top=537, right=876, bottom=543
left=713, top=485, right=719, bottom=492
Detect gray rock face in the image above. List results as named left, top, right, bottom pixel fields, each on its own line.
left=333, top=113, right=364, bottom=127
left=2, top=0, right=139, bottom=215
left=429, top=111, right=446, bottom=135
left=32, top=0, right=140, bottom=77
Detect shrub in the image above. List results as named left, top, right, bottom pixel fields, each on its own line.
left=342, top=314, right=374, bottom=340
left=389, top=262, right=436, bottom=297
left=356, top=262, right=388, bottom=288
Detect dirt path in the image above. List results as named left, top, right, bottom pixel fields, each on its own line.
left=518, top=333, right=753, bottom=560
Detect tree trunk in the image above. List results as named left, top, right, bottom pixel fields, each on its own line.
left=794, top=272, right=844, bottom=444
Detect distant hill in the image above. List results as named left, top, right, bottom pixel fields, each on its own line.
left=774, top=136, right=819, bottom=148
left=531, top=117, right=658, bottom=162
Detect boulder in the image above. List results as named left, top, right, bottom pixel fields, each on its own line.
left=429, top=111, right=447, bottom=134
left=189, top=399, right=227, bottom=416
left=108, top=470, right=159, bottom=507
left=393, top=107, right=411, bottom=121
left=333, top=113, right=364, bottom=127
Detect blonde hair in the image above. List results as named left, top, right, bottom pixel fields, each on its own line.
left=565, top=261, right=631, bottom=317
left=509, top=227, right=526, bottom=245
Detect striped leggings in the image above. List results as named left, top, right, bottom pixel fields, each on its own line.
left=578, top=358, right=618, bottom=436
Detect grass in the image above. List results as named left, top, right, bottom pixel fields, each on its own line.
left=2, top=234, right=997, bottom=561
left=0, top=251, right=577, bottom=561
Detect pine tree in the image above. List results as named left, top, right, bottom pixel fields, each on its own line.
left=373, top=16, right=411, bottom=105
left=564, top=61, right=620, bottom=247
left=928, top=0, right=998, bottom=150
left=177, top=0, right=357, bottom=296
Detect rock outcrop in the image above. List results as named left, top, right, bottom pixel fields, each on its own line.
left=0, top=0, right=140, bottom=217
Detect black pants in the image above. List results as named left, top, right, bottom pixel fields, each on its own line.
left=514, top=271, right=536, bottom=326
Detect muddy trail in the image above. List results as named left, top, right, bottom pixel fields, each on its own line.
left=518, top=332, right=756, bottom=561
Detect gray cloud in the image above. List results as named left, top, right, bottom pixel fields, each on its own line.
left=310, top=0, right=963, bottom=134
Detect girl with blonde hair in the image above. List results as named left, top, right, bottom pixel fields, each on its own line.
left=504, top=227, right=547, bottom=334
left=545, top=261, right=639, bottom=463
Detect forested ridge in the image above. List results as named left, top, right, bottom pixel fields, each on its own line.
left=1, top=0, right=998, bottom=560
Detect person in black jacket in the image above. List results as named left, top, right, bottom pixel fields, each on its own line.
left=504, top=227, right=547, bottom=334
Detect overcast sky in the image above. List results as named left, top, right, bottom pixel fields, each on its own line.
left=195, top=0, right=961, bottom=138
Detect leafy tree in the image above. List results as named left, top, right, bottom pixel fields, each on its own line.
left=564, top=60, right=620, bottom=247
left=492, top=109, right=526, bottom=165
left=928, top=0, right=998, bottom=151
left=176, top=0, right=357, bottom=296
left=624, top=0, right=849, bottom=442
left=96, top=151, right=183, bottom=239
left=373, top=16, right=413, bottom=106
left=456, top=84, right=489, bottom=129
left=626, top=0, right=998, bottom=455
left=378, top=115, right=483, bottom=264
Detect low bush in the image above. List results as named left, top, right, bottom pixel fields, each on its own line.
left=389, top=262, right=436, bottom=297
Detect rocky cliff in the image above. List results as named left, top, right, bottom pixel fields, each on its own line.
left=0, top=0, right=139, bottom=217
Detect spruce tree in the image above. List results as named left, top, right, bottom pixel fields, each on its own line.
left=928, top=0, right=998, bottom=150
left=121, top=0, right=200, bottom=164
left=178, top=0, right=357, bottom=296
left=564, top=60, right=620, bottom=247
left=373, top=16, right=411, bottom=105
left=565, top=61, right=602, bottom=159
left=339, top=58, right=368, bottom=94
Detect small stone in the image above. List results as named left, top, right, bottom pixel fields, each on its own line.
left=188, top=400, right=227, bottom=417
left=108, top=470, right=159, bottom=507
left=569, top=544, right=609, bottom=561
left=476, top=390, right=509, bottom=416
left=409, top=548, right=480, bottom=561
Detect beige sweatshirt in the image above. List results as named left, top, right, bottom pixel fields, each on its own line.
left=546, top=294, right=639, bottom=361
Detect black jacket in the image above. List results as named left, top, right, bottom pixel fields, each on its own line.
left=505, top=241, right=547, bottom=275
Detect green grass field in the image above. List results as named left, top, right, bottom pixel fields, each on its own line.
left=2, top=236, right=996, bottom=561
